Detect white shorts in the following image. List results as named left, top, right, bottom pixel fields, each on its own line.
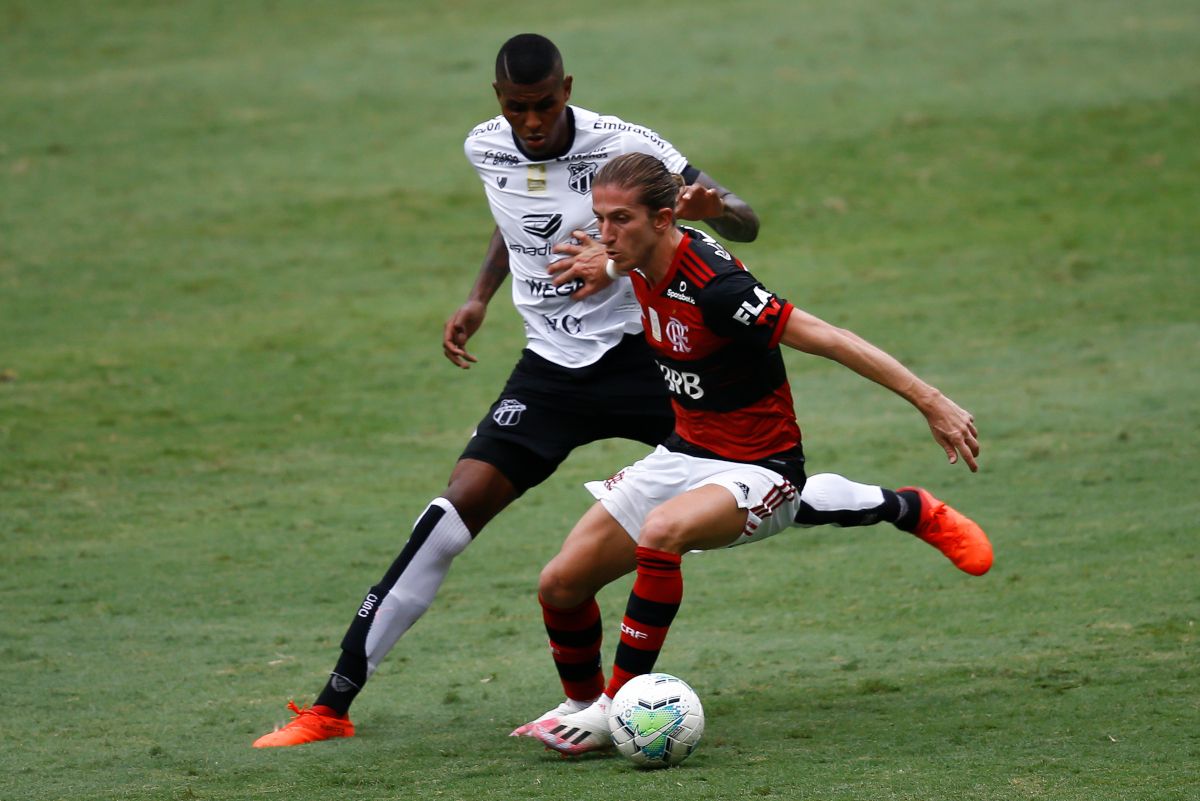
left=585, top=445, right=802, bottom=548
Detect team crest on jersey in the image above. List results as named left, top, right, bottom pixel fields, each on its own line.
left=496, top=177, right=507, bottom=188
left=522, top=213, right=563, bottom=239
left=665, top=317, right=691, bottom=353
left=492, top=398, right=527, bottom=427
left=567, top=161, right=598, bottom=195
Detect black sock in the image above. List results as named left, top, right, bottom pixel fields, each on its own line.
left=314, top=651, right=367, bottom=716
left=313, top=502, right=459, bottom=717
left=894, top=489, right=922, bottom=532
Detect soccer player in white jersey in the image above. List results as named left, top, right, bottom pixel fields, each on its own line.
left=252, top=34, right=960, bottom=748
left=251, top=33, right=757, bottom=748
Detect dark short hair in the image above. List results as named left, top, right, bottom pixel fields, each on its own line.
left=495, top=34, right=563, bottom=84
left=594, top=153, right=683, bottom=213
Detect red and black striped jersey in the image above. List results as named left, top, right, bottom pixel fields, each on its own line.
left=629, top=227, right=801, bottom=463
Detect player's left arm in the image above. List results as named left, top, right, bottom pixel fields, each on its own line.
left=676, top=170, right=759, bottom=243
left=780, top=308, right=981, bottom=471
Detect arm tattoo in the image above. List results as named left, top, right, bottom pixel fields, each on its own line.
left=694, top=173, right=760, bottom=242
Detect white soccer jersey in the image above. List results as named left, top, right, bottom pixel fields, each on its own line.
left=465, top=106, right=690, bottom=367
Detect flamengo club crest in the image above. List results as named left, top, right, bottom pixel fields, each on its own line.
left=666, top=317, right=691, bottom=353
left=567, top=161, right=598, bottom=195
left=492, top=398, right=526, bottom=427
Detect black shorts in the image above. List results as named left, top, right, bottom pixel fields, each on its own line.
left=460, top=333, right=674, bottom=494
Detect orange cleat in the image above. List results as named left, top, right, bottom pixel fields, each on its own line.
left=252, top=701, right=355, bottom=748
left=900, top=487, right=993, bottom=576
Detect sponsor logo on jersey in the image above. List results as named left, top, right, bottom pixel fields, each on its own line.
left=527, top=163, right=547, bottom=193
left=469, top=119, right=504, bottom=137
left=522, top=213, right=564, bottom=239
left=567, top=161, right=598, bottom=195
left=665, top=317, right=691, bottom=354
left=592, top=120, right=668, bottom=149
left=540, top=313, right=583, bottom=335
left=525, top=277, right=584, bottom=297
left=492, top=398, right=526, bottom=427
left=509, top=241, right=554, bottom=256
left=482, top=149, right=520, bottom=166
left=733, top=286, right=781, bottom=327
left=657, top=363, right=704, bottom=399
left=665, top=279, right=695, bottom=304
left=556, top=149, right=610, bottom=162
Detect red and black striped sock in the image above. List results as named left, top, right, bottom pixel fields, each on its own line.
left=540, top=594, right=605, bottom=702
left=605, top=546, right=683, bottom=699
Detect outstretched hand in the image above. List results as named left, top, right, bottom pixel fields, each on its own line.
left=442, top=299, right=487, bottom=369
left=548, top=231, right=613, bottom=300
left=923, top=393, right=980, bottom=471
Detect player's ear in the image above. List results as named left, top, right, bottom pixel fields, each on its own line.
left=561, top=75, right=573, bottom=101
left=653, top=206, right=674, bottom=231
left=492, top=81, right=502, bottom=100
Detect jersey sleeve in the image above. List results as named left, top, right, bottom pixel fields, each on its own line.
left=698, top=270, right=795, bottom=349
left=463, top=128, right=484, bottom=178
left=463, top=116, right=503, bottom=177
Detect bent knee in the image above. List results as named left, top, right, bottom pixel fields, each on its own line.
left=538, top=562, right=591, bottom=609
left=638, top=509, right=691, bottom=554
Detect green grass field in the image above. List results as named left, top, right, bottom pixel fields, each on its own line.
left=3, top=1, right=1198, bottom=799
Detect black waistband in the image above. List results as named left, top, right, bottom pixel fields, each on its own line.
left=663, top=433, right=807, bottom=488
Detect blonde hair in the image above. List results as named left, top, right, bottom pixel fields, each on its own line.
left=594, top=153, right=683, bottom=213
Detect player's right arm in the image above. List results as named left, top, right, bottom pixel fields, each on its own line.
left=779, top=306, right=980, bottom=471
left=443, top=226, right=510, bottom=369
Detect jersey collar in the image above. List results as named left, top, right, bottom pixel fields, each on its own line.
left=636, top=228, right=692, bottom=292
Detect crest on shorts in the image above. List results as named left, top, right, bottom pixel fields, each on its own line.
left=567, top=161, right=598, bottom=195
left=604, top=469, right=627, bottom=491
left=492, top=398, right=527, bottom=427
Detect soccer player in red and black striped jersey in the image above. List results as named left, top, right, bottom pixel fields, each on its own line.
left=520, top=153, right=993, bottom=755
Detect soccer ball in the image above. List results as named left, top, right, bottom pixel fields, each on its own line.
left=608, top=673, right=705, bottom=768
